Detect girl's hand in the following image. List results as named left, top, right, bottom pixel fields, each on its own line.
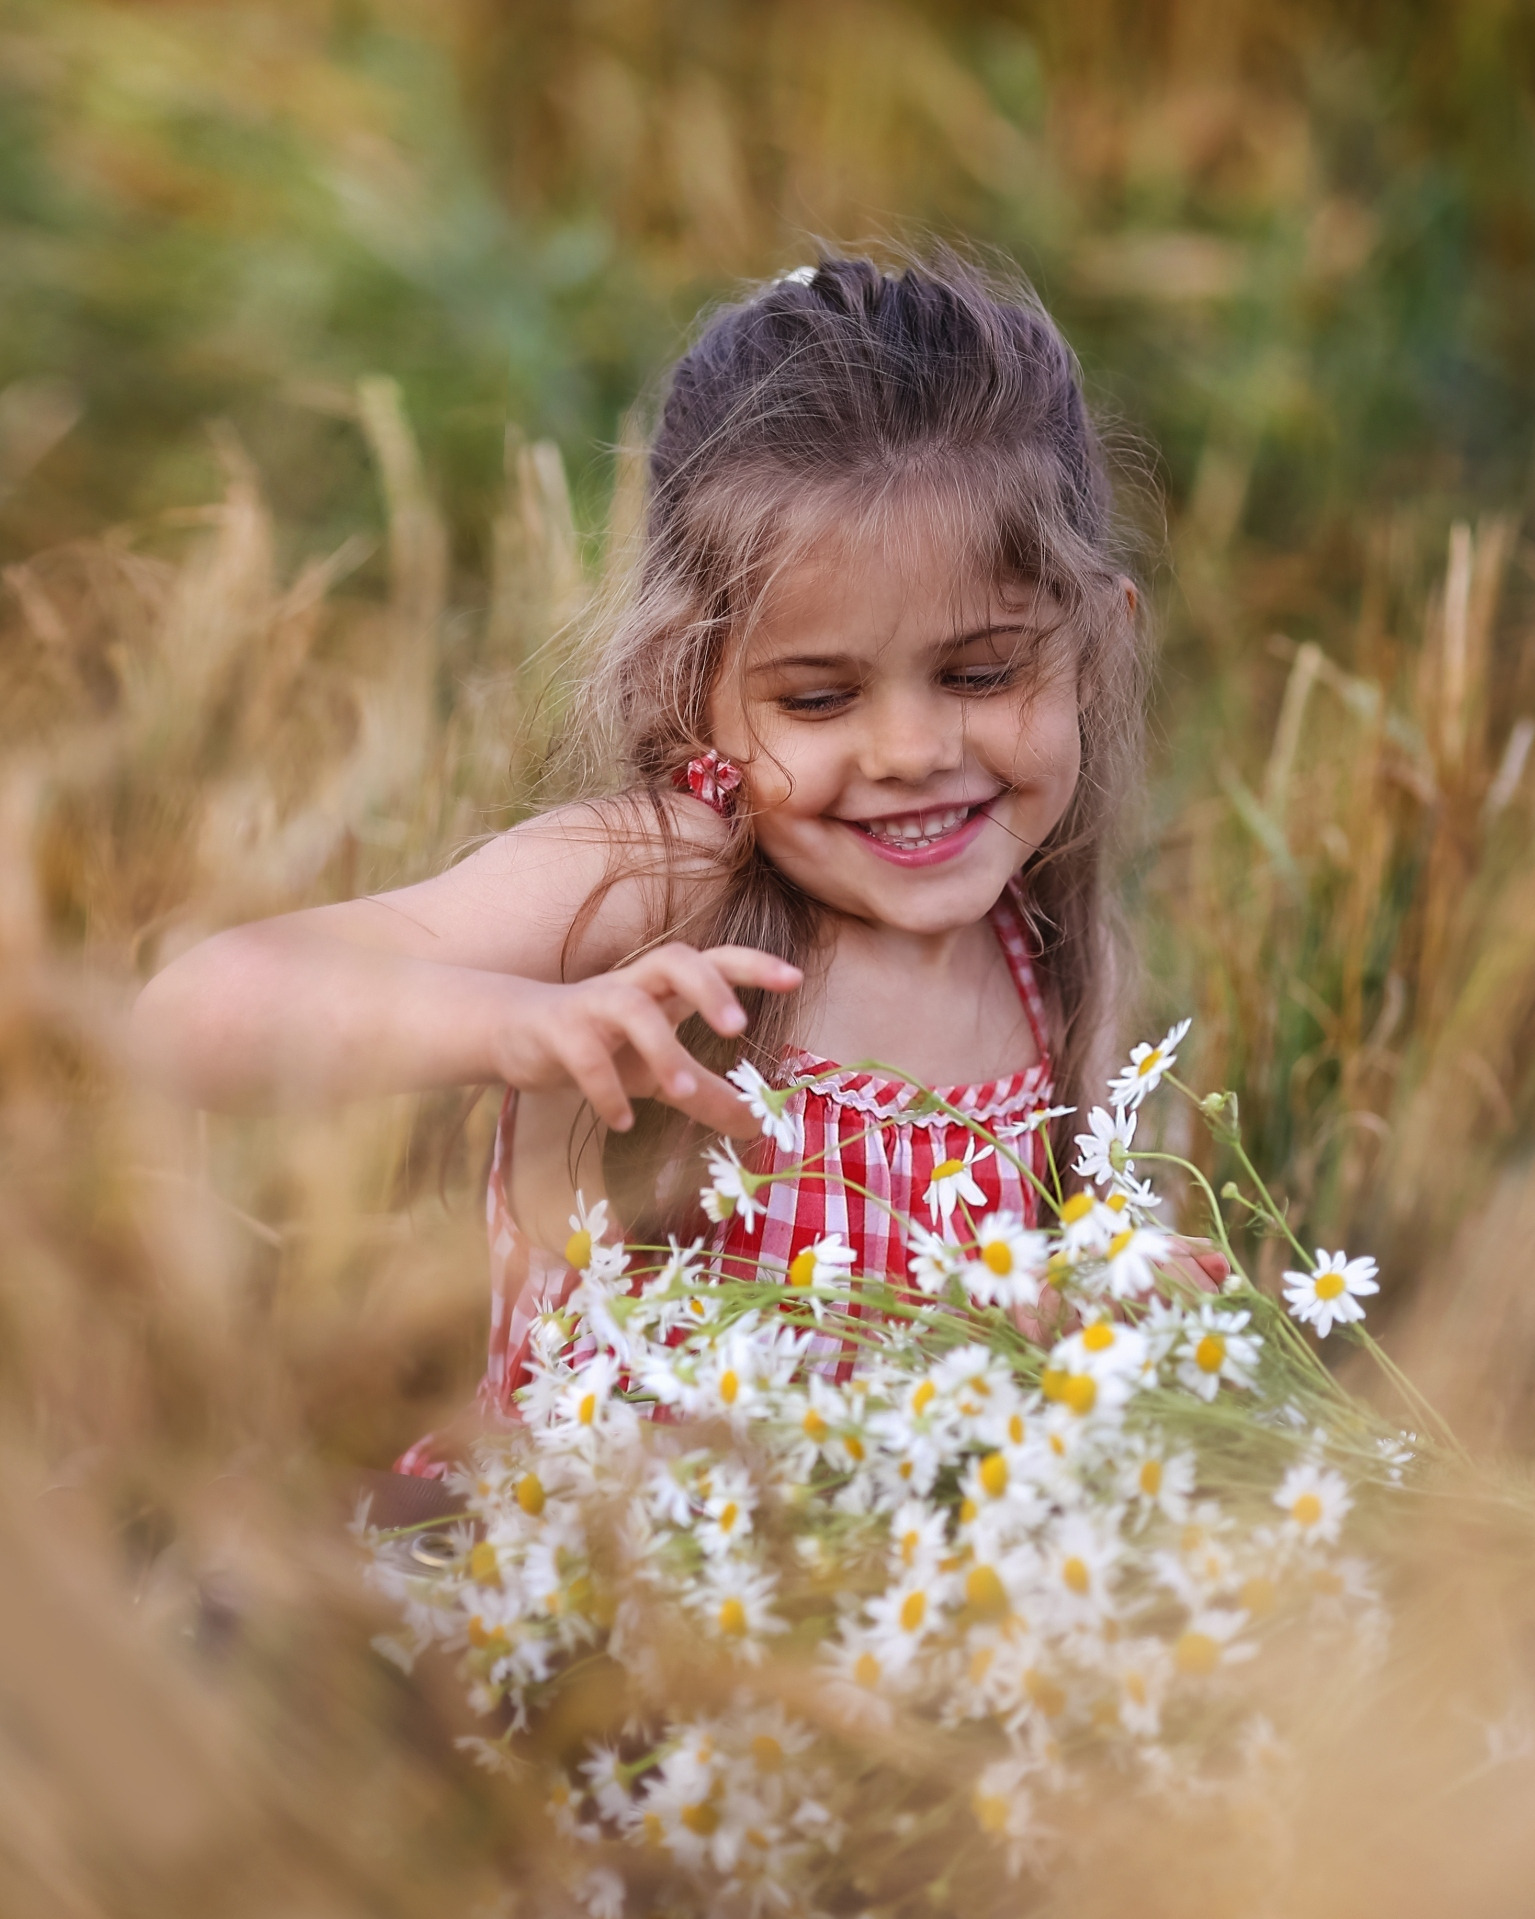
left=1161, top=1237, right=1230, bottom=1293
left=496, top=943, right=801, bottom=1136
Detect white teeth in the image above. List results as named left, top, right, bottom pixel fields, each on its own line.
left=860, top=804, right=974, bottom=848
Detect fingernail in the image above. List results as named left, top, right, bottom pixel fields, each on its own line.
left=722, top=1007, right=747, bottom=1032
left=672, top=1072, right=696, bottom=1096
left=615, top=1112, right=634, bottom=1132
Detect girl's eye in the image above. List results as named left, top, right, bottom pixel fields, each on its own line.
left=943, top=662, right=1020, bottom=693
left=774, top=688, right=856, bottom=715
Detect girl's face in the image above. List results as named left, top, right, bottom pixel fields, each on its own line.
left=707, top=510, right=1083, bottom=937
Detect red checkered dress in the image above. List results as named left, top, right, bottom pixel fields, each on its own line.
left=394, top=885, right=1053, bottom=1476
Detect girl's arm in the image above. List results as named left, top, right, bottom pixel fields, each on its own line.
left=130, top=797, right=799, bottom=1134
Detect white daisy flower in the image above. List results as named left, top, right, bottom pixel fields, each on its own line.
left=1282, top=1248, right=1380, bottom=1337
left=961, top=1212, right=1048, bottom=1311
left=1172, top=1606, right=1255, bottom=1678
left=1038, top=1514, right=1122, bottom=1624
left=1098, top=1221, right=1175, bottom=1301
left=1119, top=1442, right=1196, bottom=1526
left=925, top=1138, right=994, bottom=1233
left=887, top=1499, right=949, bottom=1577
left=1175, top=1303, right=1263, bottom=1401
left=1272, top=1460, right=1352, bottom=1544
left=785, top=1232, right=856, bottom=1317
left=562, top=1190, right=612, bottom=1272
left=863, top=1567, right=956, bottom=1672
left=1106, top=1017, right=1192, bottom=1111
left=908, top=1224, right=965, bottom=1297
left=726, top=1058, right=800, bottom=1152
left=685, top=1564, right=787, bottom=1662
left=1055, top=1188, right=1118, bottom=1257
left=1072, top=1105, right=1136, bottom=1187
left=701, top=1138, right=768, bottom=1231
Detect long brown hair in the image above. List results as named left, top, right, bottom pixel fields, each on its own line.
left=545, top=248, right=1148, bottom=1225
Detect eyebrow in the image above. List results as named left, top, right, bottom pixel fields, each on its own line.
left=746, top=623, right=1035, bottom=675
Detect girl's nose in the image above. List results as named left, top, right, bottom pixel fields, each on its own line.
left=857, top=688, right=962, bottom=786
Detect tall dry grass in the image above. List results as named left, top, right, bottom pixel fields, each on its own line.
left=0, top=383, right=1533, bottom=1911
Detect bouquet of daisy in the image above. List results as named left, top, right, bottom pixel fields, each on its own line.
left=363, top=1021, right=1445, bottom=1919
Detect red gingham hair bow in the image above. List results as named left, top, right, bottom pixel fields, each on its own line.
left=671, top=749, right=743, bottom=817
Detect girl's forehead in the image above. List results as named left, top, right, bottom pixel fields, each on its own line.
left=744, top=506, right=1037, bottom=657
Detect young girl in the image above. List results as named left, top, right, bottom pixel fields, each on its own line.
left=134, top=253, right=1217, bottom=1470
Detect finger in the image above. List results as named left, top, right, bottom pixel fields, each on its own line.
left=607, top=993, right=709, bottom=1105
left=556, top=1031, right=635, bottom=1132
left=1192, top=1248, right=1230, bottom=1287
left=703, top=945, right=804, bottom=993
left=641, top=944, right=802, bottom=1039
left=656, top=1063, right=763, bottom=1136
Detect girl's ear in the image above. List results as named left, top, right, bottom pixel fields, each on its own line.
left=1119, top=576, right=1139, bottom=618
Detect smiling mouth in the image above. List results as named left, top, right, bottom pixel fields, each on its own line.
left=850, top=802, right=988, bottom=851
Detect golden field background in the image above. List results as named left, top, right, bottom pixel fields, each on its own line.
left=2, top=1, right=1535, bottom=1911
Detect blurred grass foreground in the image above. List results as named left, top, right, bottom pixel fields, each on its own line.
left=3, top=1, right=1535, bottom=1912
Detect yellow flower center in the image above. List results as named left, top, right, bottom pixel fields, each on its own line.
left=845, top=1434, right=865, bottom=1462
left=563, top=1228, right=593, bottom=1269
left=469, top=1541, right=499, bottom=1586
left=718, top=1597, right=748, bottom=1636
left=932, top=1157, right=965, bottom=1181
left=900, top=1529, right=920, bottom=1567
left=982, top=1239, right=1013, bottom=1275
left=911, top=1379, right=936, bottom=1415
left=959, top=1497, right=978, bottom=1524
left=1194, top=1333, right=1226, bottom=1374
left=898, top=1459, right=913, bottom=1479
left=788, top=1248, right=817, bottom=1287
left=1125, top=1671, right=1147, bottom=1705
left=681, top=1802, right=720, bottom=1837
left=1040, top=1368, right=1066, bottom=1401
left=965, top=1564, right=1008, bottom=1620
left=1136, top=1047, right=1163, bottom=1078
left=803, top=1408, right=828, bottom=1441
left=900, top=1590, right=927, bottom=1633
left=1063, top=1375, right=1097, bottom=1416
left=751, top=1735, right=783, bottom=1772
left=516, top=1473, right=545, bottom=1516
left=1106, top=1191, right=1129, bottom=1214
left=1082, top=1321, right=1116, bottom=1352
left=1107, top=1228, right=1135, bottom=1259
left=578, top=1391, right=598, bottom=1425
left=642, top=1812, right=665, bottom=1847
left=719, top=1370, right=740, bottom=1405
left=1291, top=1492, right=1324, bottom=1528
left=1062, top=1555, right=1091, bottom=1595
left=746, top=1828, right=770, bottom=1850
left=1060, top=1192, right=1095, bottom=1225
left=717, top=1501, right=739, bottom=1533
left=1314, top=1271, right=1346, bottom=1300
left=854, top=1651, right=881, bottom=1688
left=979, top=1452, right=1008, bottom=1497
left=1008, top=1412, right=1025, bottom=1444
left=1175, top=1630, right=1220, bottom=1676
left=970, top=1645, right=995, bottom=1682
left=1138, top=1459, right=1163, bottom=1497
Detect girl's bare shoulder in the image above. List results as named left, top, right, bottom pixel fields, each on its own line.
left=315, top=788, right=734, bottom=980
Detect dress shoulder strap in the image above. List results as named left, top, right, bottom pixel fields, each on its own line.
left=989, top=883, right=1051, bottom=1066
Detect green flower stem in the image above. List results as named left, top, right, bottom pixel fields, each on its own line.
left=1130, top=1149, right=1241, bottom=1274
left=1347, top=1326, right=1467, bottom=1461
